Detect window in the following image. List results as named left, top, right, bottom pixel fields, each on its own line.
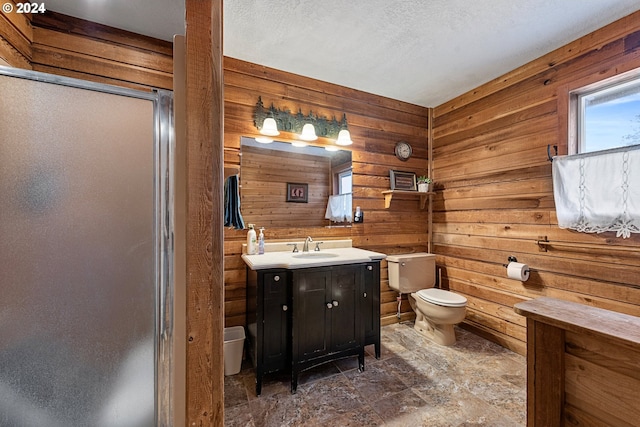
left=575, top=75, right=640, bottom=154
left=338, top=169, right=352, bottom=195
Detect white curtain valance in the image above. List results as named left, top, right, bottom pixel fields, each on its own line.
left=552, top=145, right=640, bottom=238
left=325, top=194, right=352, bottom=223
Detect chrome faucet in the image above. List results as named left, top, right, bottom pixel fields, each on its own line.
left=303, top=236, right=313, bottom=252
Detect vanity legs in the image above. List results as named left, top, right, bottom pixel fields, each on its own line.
left=255, top=370, right=263, bottom=396
left=291, top=368, right=299, bottom=394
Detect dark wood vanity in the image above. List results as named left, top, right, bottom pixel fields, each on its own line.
left=246, top=260, right=381, bottom=394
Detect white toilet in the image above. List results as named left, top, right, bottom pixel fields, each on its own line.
left=387, top=253, right=467, bottom=346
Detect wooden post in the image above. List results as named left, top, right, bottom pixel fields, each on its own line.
left=526, top=318, right=564, bottom=427
left=185, top=0, right=224, bottom=425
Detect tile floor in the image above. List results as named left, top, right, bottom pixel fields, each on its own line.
left=224, top=322, right=526, bottom=426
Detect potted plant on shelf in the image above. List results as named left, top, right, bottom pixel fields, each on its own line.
left=417, top=176, right=433, bottom=193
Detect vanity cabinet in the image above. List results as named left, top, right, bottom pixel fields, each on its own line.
left=246, top=260, right=381, bottom=395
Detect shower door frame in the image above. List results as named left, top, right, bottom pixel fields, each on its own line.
left=0, top=65, right=175, bottom=426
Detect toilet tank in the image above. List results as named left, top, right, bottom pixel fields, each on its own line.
left=387, top=252, right=436, bottom=293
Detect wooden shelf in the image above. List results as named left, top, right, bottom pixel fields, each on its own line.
left=382, top=190, right=434, bottom=209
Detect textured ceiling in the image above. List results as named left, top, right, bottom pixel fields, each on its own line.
left=44, top=0, right=640, bottom=107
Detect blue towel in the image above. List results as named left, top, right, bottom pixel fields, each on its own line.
left=224, top=175, right=245, bottom=230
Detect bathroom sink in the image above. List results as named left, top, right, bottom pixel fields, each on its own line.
left=292, top=252, right=340, bottom=259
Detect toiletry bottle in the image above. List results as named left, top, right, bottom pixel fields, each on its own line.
left=247, top=224, right=257, bottom=255
left=354, top=206, right=364, bottom=223
left=258, top=227, right=265, bottom=254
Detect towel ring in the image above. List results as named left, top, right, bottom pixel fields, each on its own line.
left=547, top=145, right=558, bottom=162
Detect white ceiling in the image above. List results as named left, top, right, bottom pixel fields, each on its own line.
left=44, top=0, right=640, bottom=107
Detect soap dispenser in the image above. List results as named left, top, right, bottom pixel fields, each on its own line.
left=258, top=227, right=265, bottom=255
left=247, top=224, right=257, bottom=255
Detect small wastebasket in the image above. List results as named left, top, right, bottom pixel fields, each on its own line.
left=223, top=326, right=245, bottom=376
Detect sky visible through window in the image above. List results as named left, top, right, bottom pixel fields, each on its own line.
left=584, top=93, right=640, bottom=152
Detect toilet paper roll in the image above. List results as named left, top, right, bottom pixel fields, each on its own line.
left=507, top=262, right=530, bottom=281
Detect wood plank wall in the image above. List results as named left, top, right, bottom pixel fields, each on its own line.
left=432, top=11, right=640, bottom=355
left=223, top=57, right=431, bottom=328
left=0, top=0, right=32, bottom=68
left=29, top=12, right=173, bottom=91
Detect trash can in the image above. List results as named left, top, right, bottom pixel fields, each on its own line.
left=223, top=326, right=245, bottom=376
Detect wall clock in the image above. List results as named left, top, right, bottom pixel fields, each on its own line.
left=394, top=141, right=412, bottom=161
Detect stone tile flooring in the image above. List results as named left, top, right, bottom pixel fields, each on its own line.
left=224, top=323, right=526, bottom=426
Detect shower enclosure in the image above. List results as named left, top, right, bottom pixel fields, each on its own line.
left=0, top=67, right=174, bottom=426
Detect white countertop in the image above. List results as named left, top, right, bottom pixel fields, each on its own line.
left=241, top=245, right=386, bottom=270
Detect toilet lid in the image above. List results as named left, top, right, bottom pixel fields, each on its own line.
left=417, top=288, right=467, bottom=307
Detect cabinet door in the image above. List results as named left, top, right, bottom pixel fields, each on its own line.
left=331, top=265, right=363, bottom=352
left=262, top=271, right=289, bottom=371
left=293, top=268, right=332, bottom=360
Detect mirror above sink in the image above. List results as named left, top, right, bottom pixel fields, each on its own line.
left=240, top=137, right=352, bottom=228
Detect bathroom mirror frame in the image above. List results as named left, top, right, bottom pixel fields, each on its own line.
left=238, top=135, right=353, bottom=230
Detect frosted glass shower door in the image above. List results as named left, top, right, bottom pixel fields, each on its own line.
left=0, top=69, right=171, bottom=426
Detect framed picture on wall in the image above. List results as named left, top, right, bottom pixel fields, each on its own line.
left=389, top=170, right=417, bottom=191
left=286, top=182, right=308, bottom=203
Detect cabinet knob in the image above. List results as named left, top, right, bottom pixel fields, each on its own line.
left=282, top=305, right=288, bottom=311
left=367, top=265, right=373, bottom=271
left=332, top=300, right=339, bottom=307
left=326, top=302, right=333, bottom=309
left=363, top=292, right=367, bottom=298
left=273, top=275, right=280, bottom=282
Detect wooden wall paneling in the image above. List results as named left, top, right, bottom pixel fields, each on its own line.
left=0, top=0, right=32, bottom=68
left=33, top=27, right=173, bottom=71
left=32, top=11, right=173, bottom=55
left=433, top=10, right=640, bottom=356
left=225, top=56, right=428, bottom=120
left=0, top=37, right=29, bottom=68
left=0, top=0, right=32, bottom=61
left=185, top=0, right=223, bottom=425
left=31, top=44, right=172, bottom=88
left=30, top=12, right=173, bottom=90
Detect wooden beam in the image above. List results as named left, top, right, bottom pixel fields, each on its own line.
left=185, top=1, right=224, bottom=426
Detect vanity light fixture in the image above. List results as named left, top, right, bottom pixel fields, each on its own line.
left=299, top=123, right=318, bottom=141
left=253, top=97, right=352, bottom=147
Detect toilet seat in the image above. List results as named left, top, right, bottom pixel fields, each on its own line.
left=416, top=288, right=467, bottom=308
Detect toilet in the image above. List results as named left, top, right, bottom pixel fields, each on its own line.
left=387, top=253, right=467, bottom=346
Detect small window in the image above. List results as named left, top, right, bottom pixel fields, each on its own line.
left=338, top=170, right=352, bottom=195
left=576, top=76, right=640, bottom=154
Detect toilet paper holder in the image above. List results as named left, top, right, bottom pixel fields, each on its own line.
left=502, top=256, right=530, bottom=273
left=502, top=255, right=518, bottom=267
